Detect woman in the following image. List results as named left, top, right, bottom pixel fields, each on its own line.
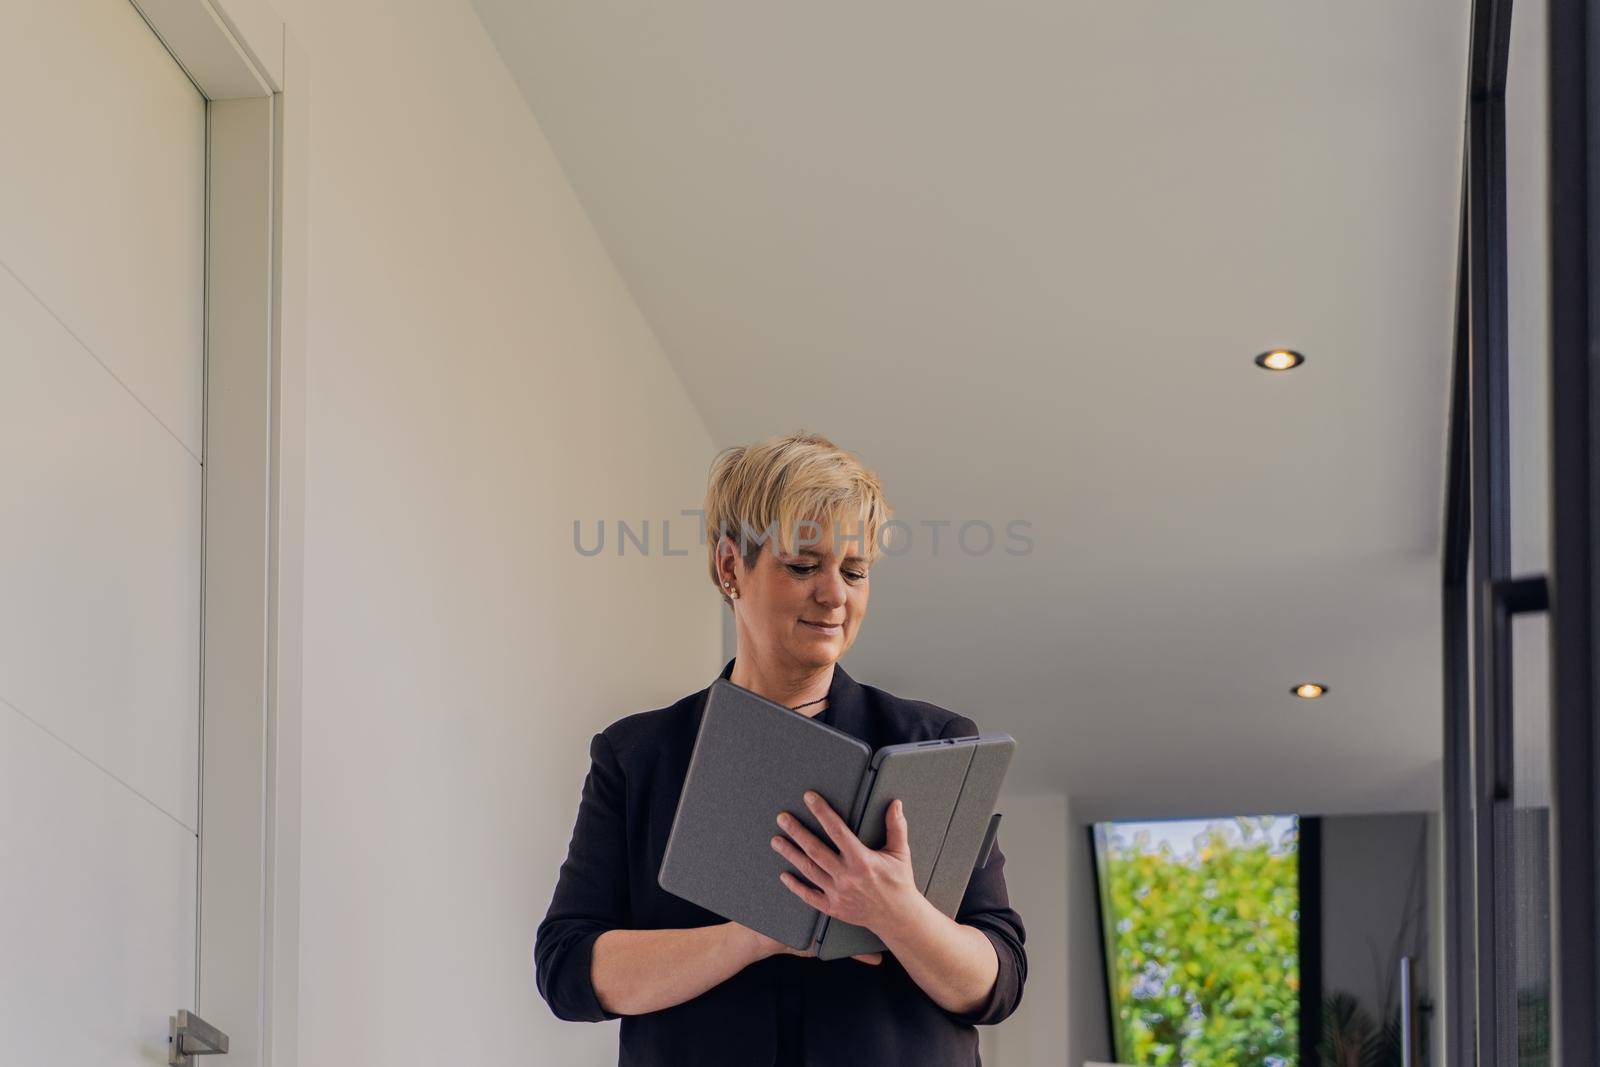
left=534, top=431, right=1026, bottom=1066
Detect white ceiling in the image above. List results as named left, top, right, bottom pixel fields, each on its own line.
left=473, top=0, right=1472, bottom=819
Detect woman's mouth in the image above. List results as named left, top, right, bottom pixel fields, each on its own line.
left=801, top=620, right=843, bottom=634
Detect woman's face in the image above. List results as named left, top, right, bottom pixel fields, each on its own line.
left=723, top=525, right=871, bottom=673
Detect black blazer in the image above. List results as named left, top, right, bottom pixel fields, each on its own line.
left=534, top=657, right=1027, bottom=1066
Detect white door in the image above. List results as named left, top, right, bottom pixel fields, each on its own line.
left=0, top=0, right=207, bottom=1062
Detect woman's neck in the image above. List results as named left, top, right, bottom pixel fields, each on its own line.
left=730, top=654, right=833, bottom=716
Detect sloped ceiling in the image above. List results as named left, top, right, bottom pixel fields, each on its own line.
left=474, top=0, right=1471, bottom=818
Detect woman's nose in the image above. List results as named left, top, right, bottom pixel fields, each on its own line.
left=814, top=570, right=847, bottom=606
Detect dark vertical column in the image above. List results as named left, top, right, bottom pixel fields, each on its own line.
left=1297, top=817, right=1322, bottom=1067
left=1546, top=0, right=1599, bottom=1062
left=1087, top=824, right=1120, bottom=1061
left=1466, top=0, right=1514, bottom=1043
left=1443, top=171, right=1476, bottom=1067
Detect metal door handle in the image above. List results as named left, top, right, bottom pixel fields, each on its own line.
left=169, top=1010, right=229, bottom=1065
left=1399, top=956, right=1413, bottom=1067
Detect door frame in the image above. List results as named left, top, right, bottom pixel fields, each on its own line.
left=1443, top=0, right=1599, bottom=1063
left=129, top=2, right=306, bottom=1064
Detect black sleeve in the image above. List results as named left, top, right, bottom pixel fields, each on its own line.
left=933, top=714, right=1028, bottom=1027
left=533, top=731, right=631, bottom=1022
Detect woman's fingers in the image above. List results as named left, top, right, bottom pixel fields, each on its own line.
left=778, top=870, right=829, bottom=911
left=801, top=791, right=870, bottom=863
left=851, top=952, right=884, bottom=965
left=775, top=810, right=843, bottom=879
left=883, top=798, right=911, bottom=860
left=771, top=833, right=833, bottom=890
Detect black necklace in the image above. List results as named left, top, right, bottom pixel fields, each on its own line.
left=790, top=696, right=827, bottom=711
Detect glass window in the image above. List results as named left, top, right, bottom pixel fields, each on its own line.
left=1094, top=817, right=1301, bottom=1066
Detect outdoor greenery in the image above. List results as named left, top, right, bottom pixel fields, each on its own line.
left=1101, top=817, right=1300, bottom=1066
left=1318, top=991, right=1401, bottom=1067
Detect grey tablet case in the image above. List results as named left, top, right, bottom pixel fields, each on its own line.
left=657, top=678, right=1014, bottom=960
left=814, top=733, right=1014, bottom=959
left=657, top=678, right=872, bottom=949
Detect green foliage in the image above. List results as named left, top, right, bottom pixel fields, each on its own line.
left=1103, top=818, right=1299, bottom=1066
left=1318, top=991, right=1401, bottom=1067
left=1319, top=992, right=1377, bottom=1067
left=1517, top=988, right=1550, bottom=1067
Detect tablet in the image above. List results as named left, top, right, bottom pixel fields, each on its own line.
left=815, top=733, right=1015, bottom=959
left=656, top=678, right=873, bottom=949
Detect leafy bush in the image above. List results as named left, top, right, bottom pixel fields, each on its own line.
left=1101, top=818, right=1300, bottom=1066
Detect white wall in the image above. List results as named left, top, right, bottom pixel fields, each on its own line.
left=981, top=793, right=1068, bottom=1066
left=1064, top=805, right=1112, bottom=1067
left=270, top=1, right=722, bottom=1063
left=981, top=793, right=1109, bottom=1067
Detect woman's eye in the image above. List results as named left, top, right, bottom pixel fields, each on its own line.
left=785, top=562, right=866, bottom=582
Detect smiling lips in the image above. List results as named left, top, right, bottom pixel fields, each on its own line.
left=801, top=620, right=842, bottom=632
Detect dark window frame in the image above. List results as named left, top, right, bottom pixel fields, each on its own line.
left=1443, top=0, right=1598, bottom=1063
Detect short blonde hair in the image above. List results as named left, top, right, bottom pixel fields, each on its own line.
left=705, top=431, right=893, bottom=608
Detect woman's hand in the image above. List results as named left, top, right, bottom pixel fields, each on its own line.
left=729, top=921, right=884, bottom=966
left=769, top=797, right=1004, bottom=1017
left=772, top=791, right=919, bottom=944
left=734, top=923, right=809, bottom=960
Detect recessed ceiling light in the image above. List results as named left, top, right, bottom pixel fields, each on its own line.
left=1255, top=349, right=1305, bottom=371
left=1291, top=682, right=1329, bottom=700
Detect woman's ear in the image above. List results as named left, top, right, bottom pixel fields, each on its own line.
left=715, top=534, right=740, bottom=591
